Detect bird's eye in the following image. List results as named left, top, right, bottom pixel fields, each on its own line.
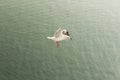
left=62, top=31, right=66, bottom=35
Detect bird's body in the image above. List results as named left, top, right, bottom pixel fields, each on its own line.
left=47, top=27, right=72, bottom=47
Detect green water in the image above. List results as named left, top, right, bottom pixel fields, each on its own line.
left=0, top=0, right=120, bottom=80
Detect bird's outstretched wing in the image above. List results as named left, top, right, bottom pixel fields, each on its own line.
left=54, top=27, right=63, bottom=38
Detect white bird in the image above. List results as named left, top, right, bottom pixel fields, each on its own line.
left=47, top=27, right=72, bottom=47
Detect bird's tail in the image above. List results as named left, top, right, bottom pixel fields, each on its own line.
left=47, top=37, right=55, bottom=40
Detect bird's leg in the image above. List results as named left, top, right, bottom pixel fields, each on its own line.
left=56, top=41, right=60, bottom=47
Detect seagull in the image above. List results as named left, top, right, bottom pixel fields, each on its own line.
left=47, top=27, right=72, bottom=47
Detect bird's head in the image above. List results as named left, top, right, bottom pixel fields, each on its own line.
left=62, top=29, right=72, bottom=40
left=62, top=29, right=67, bottom=34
